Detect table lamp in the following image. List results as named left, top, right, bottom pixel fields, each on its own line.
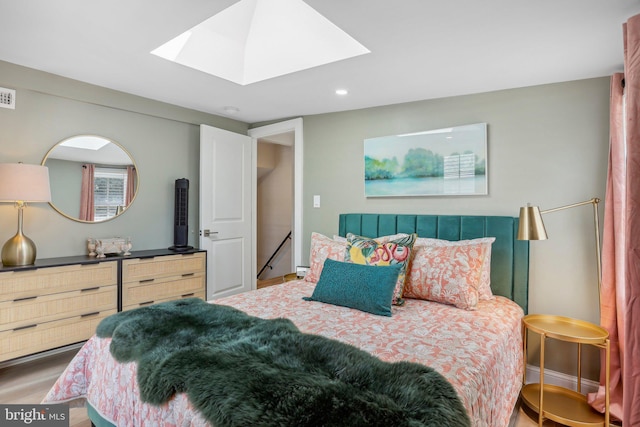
left=517, top=197, right=601, bottom=305
left=0, top=163, right=52, bottom=266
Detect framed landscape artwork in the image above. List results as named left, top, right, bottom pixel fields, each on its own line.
left=364, top=123, right=488, bottom=197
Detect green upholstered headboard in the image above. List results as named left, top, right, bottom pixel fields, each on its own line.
left=338, top=213, right=529, bottom=313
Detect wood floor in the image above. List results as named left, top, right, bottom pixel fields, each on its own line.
left=0, top=346, right=557, bottom=427
left=256, top=274, right=288, bottom=289
left=0, top=349, right=91, bottom=427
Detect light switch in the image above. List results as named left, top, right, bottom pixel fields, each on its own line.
left=313, top=195, right=321, bottom=208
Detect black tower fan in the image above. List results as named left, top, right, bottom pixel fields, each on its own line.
left=169, top=178, right=193, bottom=251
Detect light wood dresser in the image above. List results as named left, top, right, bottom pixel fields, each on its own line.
left=121, top=251, right=206, bottom=311
left=0, top=248, right=206, bottom=363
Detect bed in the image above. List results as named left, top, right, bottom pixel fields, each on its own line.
left=43, top=213, right=529, bottom=427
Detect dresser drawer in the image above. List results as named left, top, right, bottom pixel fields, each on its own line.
left=122, top=274, right=205, bottom=308
left=0, top=285, right=117, bottom=331
left=123, top=289, right=206, bottom=311
left=0, top=262, right=117, bottom=302
left=0, top=309, right=116, bottom=362
left=0, top=250, right=206, bottom=362
left=122, top=252, right=206, bottom=283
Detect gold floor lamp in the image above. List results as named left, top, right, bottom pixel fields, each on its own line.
left=517, top=198, right=609, bottom=425
left=0, top=163, right=52, bottom=266
left=517, top=197, right=602, bottom=305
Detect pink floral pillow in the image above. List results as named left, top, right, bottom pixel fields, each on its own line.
left=305, top=233, right=346, bottom=283
left=345, top=233, right=417, bottom=305
left=403, top=243, right=488, bottom=310
left=415, top=237, right=495, bottom=300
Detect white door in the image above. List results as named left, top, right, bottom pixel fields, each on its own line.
left=200, top=125, right=253, bottom=300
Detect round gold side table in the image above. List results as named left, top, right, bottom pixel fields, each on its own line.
left=521, top=314, right=610, bottom=427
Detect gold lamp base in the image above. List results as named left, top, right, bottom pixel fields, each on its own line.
left=1, top=203, right=37, bottom=266
left=1, top=231, right=37, bottom=266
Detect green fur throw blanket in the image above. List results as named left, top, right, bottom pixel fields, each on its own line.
left=96, top=298, right=470, bottom=427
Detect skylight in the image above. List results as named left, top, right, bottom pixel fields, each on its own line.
left=60, top=136, right=110, bottom=150
left=151, top=0, right=370, bottom=85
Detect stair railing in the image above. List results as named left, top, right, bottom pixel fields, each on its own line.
left=257, top=231, right=292, bottom=279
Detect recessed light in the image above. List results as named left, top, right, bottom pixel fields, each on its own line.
left=223, top=106, right=240, bottom=114
left=335, top=89, right=348, bottom=96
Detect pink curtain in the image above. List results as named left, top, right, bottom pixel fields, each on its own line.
left=126, top=165, right=136, bottom=206
left=588, top=14, right=640, bottom=425
left=79, top=163, right=95, bottom=221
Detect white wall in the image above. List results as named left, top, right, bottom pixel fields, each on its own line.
left=301, top=77, right=610, bottom=378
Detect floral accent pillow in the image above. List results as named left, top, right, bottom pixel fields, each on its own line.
left=403, top=242, right=488, bottom=310
left=305, top=233, right=347, bottom=283
left=415, top=237, right=495, bottom=300
left=345, top=233, right=417, bottom=305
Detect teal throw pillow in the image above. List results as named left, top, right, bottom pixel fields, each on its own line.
left=303, top=258, right=401, bottom=316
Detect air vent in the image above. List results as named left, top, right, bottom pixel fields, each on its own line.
left=0, top=87, right=16, bottom=109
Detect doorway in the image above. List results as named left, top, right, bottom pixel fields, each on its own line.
left=256, top=135, right=293, bottom=280
left=248, top=118, right=303, bottom=283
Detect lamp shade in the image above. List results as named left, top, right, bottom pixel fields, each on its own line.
left=0, top=163, right=51, bottom=203
left=517, top=205, right=548, bottom=240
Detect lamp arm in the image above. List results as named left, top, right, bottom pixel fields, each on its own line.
left=540, top=197, right=600, bottom=214
left=541, top=197, right=602, bottom=306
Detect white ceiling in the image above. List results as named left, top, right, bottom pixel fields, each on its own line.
left=1, top=0, right=639, bottom=124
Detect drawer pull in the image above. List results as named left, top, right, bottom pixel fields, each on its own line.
left=181, top=293, right=195, bottom=298
left=81, top=312, right=100, bottom=318
left=13, top=296, right=37, bottom=302
left=11, top=267, right=38, bottom=273
left=139, top=278, right=155, bottom=283
left=14, top=324, right=37, bottom=331
left=182, top=273, right=195, bottom=277
left=139, top=301, right=155, bottom=306
left=81, top=286, right=100, bottom=292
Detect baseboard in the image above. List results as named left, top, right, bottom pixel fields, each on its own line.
left=526, top=364, right=600, bottom=394
left=0, top=343, right=83, bottom=369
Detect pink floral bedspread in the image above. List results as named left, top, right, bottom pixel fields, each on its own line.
left=43, top=280, right=523, bottom=427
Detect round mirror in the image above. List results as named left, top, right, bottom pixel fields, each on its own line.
left=42, top=135, right=139, bottom=223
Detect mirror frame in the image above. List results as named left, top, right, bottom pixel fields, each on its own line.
left=42, top=135, right=140, bottom=223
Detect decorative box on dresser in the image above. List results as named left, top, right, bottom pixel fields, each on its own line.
left=0, top=248, right=206, bottom=364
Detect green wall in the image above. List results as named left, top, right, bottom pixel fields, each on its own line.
left=301, top=77, right=610, bottom=379
left=0, top=60, right=247, bottom=257
left=0, top=57, right=611, bottom=380
left=46, top=158, right=82, bottom=215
